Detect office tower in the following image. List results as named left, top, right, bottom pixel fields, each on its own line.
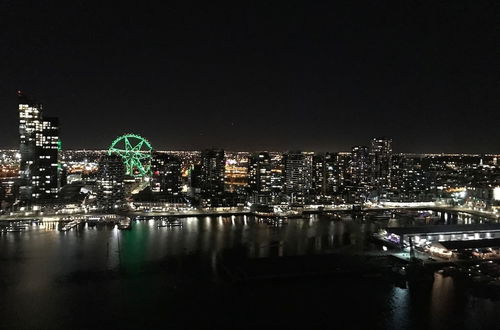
left=199, top=149, right=225, bottom=196
left=18, top=91, right=60, bottom=202
left=151, top=153, right=182, bottom=196
left=370, top=137, right=392, bottom=188
left=96, top=154, right=125, bottom=211
left=350, top=146, right=370, bottom=187
left=248, top=152, right=272, bottom=193
left=283, top=151, right=312, bottom=203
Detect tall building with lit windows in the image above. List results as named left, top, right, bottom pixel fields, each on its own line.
left=324, top=152, right=347, bottom=194
left=283, top=151, right=312, bottom=204
left=151, top=152, right=182, bottom=196
left=96, top=154, right=125, bottom=211
left=194, top=149, right=226, bottom=207
left=40, top=117, right=60, bottom=197
left=18, top=91, right=60, bottom=202
left=248, top=152, right=272, bottom=204
left=370, top=137, right=392, bottom=188
left=312, top=154, right=326, bottom=195
left=350, top=146, right=370, bottom=187
left=248, top=152, right=272, bottom=193
left=199, top=149, right=225, bottom=195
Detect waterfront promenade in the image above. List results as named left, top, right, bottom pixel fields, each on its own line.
left=0, top=202, right=498, bottom=222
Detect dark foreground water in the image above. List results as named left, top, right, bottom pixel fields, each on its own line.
left=0, top=215, right=499, bottom=329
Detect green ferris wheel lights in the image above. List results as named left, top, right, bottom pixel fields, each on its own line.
left=108, top=134, right=153, bottom=177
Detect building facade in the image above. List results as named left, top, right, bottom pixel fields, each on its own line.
left=350, top=146, right=370, bottom=187
left=96, top=154, right=125, bottom=211
left=151, top=153, right=182, bottom=197
left=197, top=149, right=225, bottom=206
left=248, top=152, right=272, bottom=193
left=312, top=154, right=326, bottom=196
left=18, top=91, right=60, bottom=203
left=370, top=137, right=392, bottom=189
left=247, top=152, right=273, bottom=204
left=283, top=151, right=312, bottom=204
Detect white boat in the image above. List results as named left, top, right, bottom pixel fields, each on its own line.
left=6, top=225, right=27, bottom=233
left=275, top=210, right=303, bottom=218
left=117, top=218, right=132, bottom=230
left=61, top=220, right=79, bottom=231
left=158, top=218, right=183, bottom=227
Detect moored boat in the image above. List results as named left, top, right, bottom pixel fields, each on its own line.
left=117, top=217, right=132, bottom=230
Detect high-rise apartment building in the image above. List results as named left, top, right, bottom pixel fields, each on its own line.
left=96, top=154, right=125, bottom=211
left=350, top=146, right=370, bottom=187
left=283, top=151, right=312, bottom=203
left=18, top=91, right=60, bottom=202
left=370, top=137, right=392, bottom=188
left=269, top=152, right=284, bottom=193
left=248, top=152, right=272, bottom=193
left=323, top=152, right=348, bottom=195
left=312, top=154, right=326, bottom=195
left=151, top=153, right=182, bottom=196
left=247, top=152, right=273, bottom=204
left=40, top=117, right=60, bottom=196
left=199, top=149, right=225, bottom=196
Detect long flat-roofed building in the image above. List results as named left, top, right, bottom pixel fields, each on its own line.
left=384, top=223, right=500, bottom=248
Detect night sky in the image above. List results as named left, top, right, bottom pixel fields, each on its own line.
left=0, top=1, right=497, bottom=153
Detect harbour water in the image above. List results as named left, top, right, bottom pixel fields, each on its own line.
left=0, top=214, right=499, bottom=329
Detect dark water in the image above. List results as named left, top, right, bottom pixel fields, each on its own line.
left=0, top=215, right=498, bottom=329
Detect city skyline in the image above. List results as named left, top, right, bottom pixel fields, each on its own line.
left=0, top=2, right=497, bottom=153
left=1, top=3, right=499, bottom=329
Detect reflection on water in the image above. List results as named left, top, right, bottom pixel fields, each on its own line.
left=1, top=214, right=499, bottom=330
left=429, top=273, right=500, bottom=330
left=0, top=215, right=378, bottom=284
left=389, top=286, right=410, bottom=329
left=431, top=273, right=457, bottom=329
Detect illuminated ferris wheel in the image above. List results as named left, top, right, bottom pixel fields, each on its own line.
left=108, top=134, right=153, bottom=177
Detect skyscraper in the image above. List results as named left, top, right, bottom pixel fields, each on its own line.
left=40, top=117, right=60, bottom=197
left=248, top=152, right=272, bottom=204
left=248, top=152, right=272, bottom=193
left=350, top=146, right=370, bottom=187
left=96, top=154, right=125, bottom=211
left=151, top=152, right=182, bottom=197
left=370, top=137, right=393, bottom=188
left=283, top=151, right=312, bottom=204
left=199, top=148, right=225, bottom=198
left=18, top=91, right=60, bottom=203
left=312, top=154, right=326, bottom=195
left=323, top=152, right=348, bottom=195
